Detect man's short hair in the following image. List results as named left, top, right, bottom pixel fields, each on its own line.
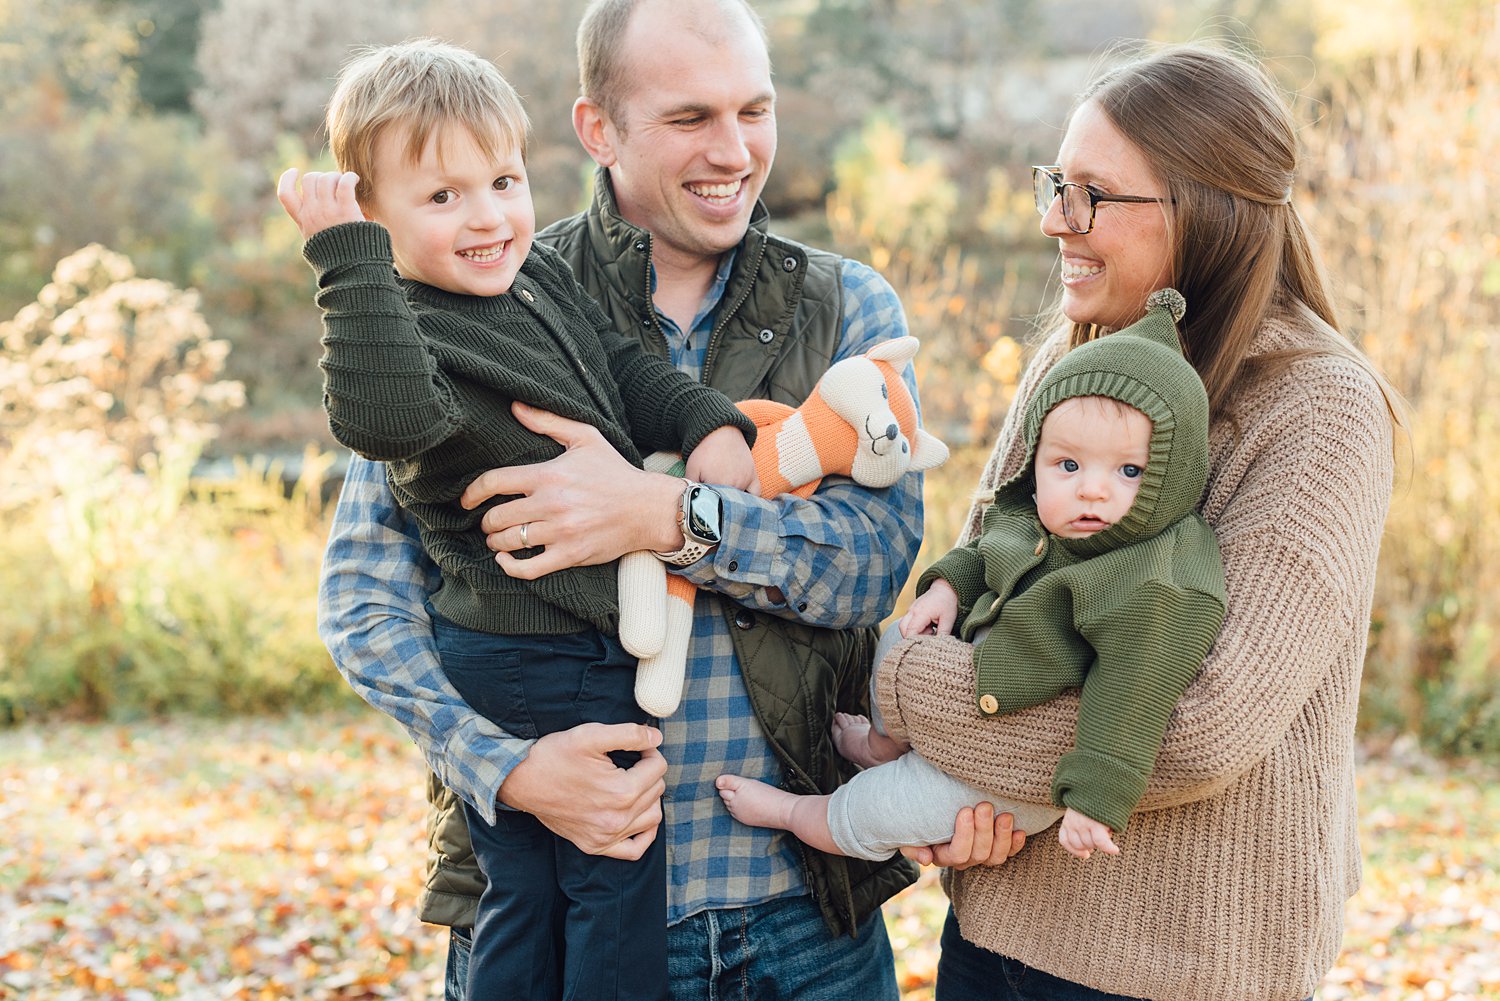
left=327, top=38, right=531, bottom=206
left=576, top=0, right=767, bottom=127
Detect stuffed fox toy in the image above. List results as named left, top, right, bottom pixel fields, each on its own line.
left=619, top=335, right=948, bottom=717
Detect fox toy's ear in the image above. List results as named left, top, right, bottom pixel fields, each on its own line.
left=865, top=336, right=919, bottom=367
left=910, top=427, right=949, bottom=472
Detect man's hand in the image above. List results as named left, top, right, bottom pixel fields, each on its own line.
left=1057, top=807, right=1119, bottom=860
left=497, top=722, right=668, bottom=860
left=276, top=168, right=365, bottom=239
left=685, top=425, right=759, bottom=494
left=460, top=402, right=684, bottom=579
left=899, top=579, right=960, bottom=639
left=900, top=803, right=1026, bottom=870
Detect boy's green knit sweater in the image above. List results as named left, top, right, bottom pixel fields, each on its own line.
left=305, top=221, right=755, bottom=637
left=916, top=291, right=1227, bottom=832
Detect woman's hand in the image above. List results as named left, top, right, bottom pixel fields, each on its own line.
left=900, top=803, right=1026, bottom=869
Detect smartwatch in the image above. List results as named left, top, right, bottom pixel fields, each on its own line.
left=655, top=480, right=723, bottom=566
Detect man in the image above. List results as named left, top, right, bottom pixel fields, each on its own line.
left=319, top=1, right=1017, bottom=996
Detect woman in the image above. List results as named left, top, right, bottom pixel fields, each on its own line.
left=875, top=43, right=1401, bottom=1001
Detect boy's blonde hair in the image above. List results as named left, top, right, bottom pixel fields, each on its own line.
left=327, top=38, right=530, bottom=206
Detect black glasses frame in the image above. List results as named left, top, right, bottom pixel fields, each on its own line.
left=1031, top=166, right=1169, bottom=235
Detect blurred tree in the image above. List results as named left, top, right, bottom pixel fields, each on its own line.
left=0, top=112, right=229, bottom=318
left=1295, top=0, right=1500, bottom=754
left=0, top=0, right=141, bottom=118
left=827, top=115, right=957, bottom=270
left=0, top=243, right=244, bottom=469
left=124, top=0, right=213, bottom=114
left=192, top=0, right=417, bottom=189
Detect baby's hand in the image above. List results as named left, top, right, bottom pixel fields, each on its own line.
left=277, top=168, right=365, bottom=239
left=899, top=579, right=959, bottom=638
left=1057, top=807, right=1119, bottom=860
left=685, top=426, right=759, bottom=494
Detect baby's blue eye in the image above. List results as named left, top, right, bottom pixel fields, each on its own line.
left=1062, top=459, right=1079, bottom=472
left=1122, top=464, right=1143, bottom=478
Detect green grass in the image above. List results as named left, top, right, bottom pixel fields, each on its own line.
left=1, top=715, right=1496, bottom=999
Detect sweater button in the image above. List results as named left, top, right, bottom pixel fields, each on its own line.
left=519, top=289, right=535, bottom=303
left=781, top=255, right=798, bottom=272
left=978, top=694, right=999, bottom=715
left=734, top=610, right=755, bottom=630
left=757, top=328, right=775, bottom=344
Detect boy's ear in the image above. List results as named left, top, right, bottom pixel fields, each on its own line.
left=573, top=96, right=619, bottom=168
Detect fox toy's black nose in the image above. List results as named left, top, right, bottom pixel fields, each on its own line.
left=884, top=423, right=898, bottom=440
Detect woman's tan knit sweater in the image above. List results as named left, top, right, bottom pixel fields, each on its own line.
left=875, top=307, right=1394, bottom=1001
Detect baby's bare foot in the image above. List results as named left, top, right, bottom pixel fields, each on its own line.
left=831, top=713, right=879, bottom=767
left=831, top=712, right=908, bottom=768
left=716, top=774, right=797, bottom=831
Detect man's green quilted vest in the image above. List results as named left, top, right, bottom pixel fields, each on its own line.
left=418, top=171, right=916, bottom=937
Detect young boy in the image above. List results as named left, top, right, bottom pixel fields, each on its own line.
left=716, top=289, right=1227, bottom=862
left=277, top=39, right=759, bottom=1001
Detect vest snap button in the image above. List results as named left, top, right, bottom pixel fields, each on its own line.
left=634, top=240, right=647, bottom=252
left=978, top=693, right=1000, bottom=715
left=757, top=328, right=775, bottom=344
left=782, top=255, right=797, bottom=272
left=734, top=610, right=755, bottom=630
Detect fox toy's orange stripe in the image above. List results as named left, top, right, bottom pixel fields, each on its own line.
left=797, top=392, right=859, bottom=477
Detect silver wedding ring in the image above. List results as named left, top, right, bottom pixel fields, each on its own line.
left=520, top=522, right=530, bottom=548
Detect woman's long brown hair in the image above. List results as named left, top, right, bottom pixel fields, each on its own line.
left=1058, top=43, right=1403, bottom=430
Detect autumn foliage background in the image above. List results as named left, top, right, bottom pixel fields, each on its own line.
left=2, top=0, right=1499, bottom=997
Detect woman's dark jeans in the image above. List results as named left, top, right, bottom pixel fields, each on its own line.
left=936, top=908, right=1147, bottom=1001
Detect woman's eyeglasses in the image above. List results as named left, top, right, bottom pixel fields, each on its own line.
left=1031, top=166, right=1169, bottom=235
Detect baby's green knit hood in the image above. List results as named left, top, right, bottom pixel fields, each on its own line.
left=999, top=288, right=1210, bottom=557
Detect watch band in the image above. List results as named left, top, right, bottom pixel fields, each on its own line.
left=654, top=480, right=716, bottom=566
left=654, top=538, right=712, bottom=567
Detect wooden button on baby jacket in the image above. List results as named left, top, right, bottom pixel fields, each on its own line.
left=978, top=694, right=999, bottom=715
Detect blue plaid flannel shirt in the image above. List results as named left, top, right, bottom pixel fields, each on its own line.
left=317, top=254, right=924, bottom=924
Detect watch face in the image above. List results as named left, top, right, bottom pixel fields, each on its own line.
left=685, top=485, right=722, bottom=545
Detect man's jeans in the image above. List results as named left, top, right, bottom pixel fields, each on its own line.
left=447, top=894, right=897, bottom=1000
left=668, top=894, right=898, bottom=1001
left=446, top=926, right=472, bottom=1001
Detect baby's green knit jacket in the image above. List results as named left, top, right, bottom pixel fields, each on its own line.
left=918, top=291, right=1227, bottom=832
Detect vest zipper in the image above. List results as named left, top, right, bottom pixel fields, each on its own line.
left=637, top=233, right=674, bottom=358
left=702, top=239, right=767, bottom=385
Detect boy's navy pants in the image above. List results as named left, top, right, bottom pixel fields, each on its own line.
left=433, top=618, right=667, bottom=1001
